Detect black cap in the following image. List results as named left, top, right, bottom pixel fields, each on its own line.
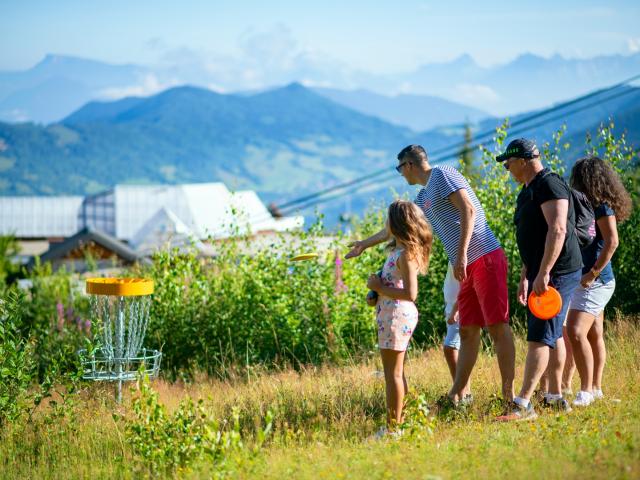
left=496, top=138, right=540, bottom=162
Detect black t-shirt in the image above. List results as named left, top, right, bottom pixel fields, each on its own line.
left=514, top=168, right=582, bottom=280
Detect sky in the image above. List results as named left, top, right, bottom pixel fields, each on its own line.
left=1, top=0, right=639, bottom=73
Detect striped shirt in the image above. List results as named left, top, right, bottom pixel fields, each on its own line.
left=414, top=165, right=500, bottom=265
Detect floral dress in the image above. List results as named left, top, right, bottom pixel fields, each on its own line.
left=376, top=248, right=419, bottom=351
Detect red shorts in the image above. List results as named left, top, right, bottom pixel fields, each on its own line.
left=457, top=248, right=509, bottom=328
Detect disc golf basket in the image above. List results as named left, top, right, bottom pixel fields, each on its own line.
left=78, top=278, right=161, bottom=402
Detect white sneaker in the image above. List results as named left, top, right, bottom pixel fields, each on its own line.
left=592, top=389, right=604, bottom=400
left=572, top=390, right=594, bottom=407
left=460, top=393, right=474, bottom=406
left=372, top=426, right=403, bottom=440
left=373, top=426, right=388, bottom=440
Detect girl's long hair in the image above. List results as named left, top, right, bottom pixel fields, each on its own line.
left=570, top=156, right=632, bottom=222
left=387, top=200, right=433, bottom=274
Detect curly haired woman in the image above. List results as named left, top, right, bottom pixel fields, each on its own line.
left=565, top=156, right=632, bottom=407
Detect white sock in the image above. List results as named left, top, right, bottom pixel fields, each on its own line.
left=514, top=396, right=530, bottom=408
left=546, top=393, right=562, bottom=401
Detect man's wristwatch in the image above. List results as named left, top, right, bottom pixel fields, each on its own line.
left=590, top=267, right=601, bottom=278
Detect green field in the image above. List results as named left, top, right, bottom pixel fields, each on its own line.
left=2, top=317, right=638, bottom=480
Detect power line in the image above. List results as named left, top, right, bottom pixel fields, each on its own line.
left=272, top=73, right=640, bottom=213
left=274, top=82, right=640, bottom=218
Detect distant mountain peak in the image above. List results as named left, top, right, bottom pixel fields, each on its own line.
left=253, top=82, right=317, bottom=99
left=283, top=81, right=308, bottom=92
left=160, top=84, right=212, bottom=96
left=510, top=52, right=548, bottom=67
left=31, top=53, right=140, bottom=74
left=415, top=53, right=481, bottom=74
left=35, top=53, right=101, bottom=68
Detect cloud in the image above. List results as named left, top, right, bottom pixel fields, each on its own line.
left=206, top=83, right=228, bottom=93
left=136, top=25, right=365, bottom=92
left=453, top=83, right=500, bottom=104
left=0, top=108, right=30, bottom=123
left=98, top=74, right=179, bottom=99
left=628, top=37, right=640, bottom=53
left=238, top=24, right=299, bottom=69
left=395, top=82, right=416, bottom=95
left=233, top=25, right=353, bottom=88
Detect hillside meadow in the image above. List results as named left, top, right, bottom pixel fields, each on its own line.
left=1, top=316, right=639, bottom=479
left=1, top=124, right=639, bottom=478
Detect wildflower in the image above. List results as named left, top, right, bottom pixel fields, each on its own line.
left=56, top=301, right=65, bottom=331
left=334, top=250, right=348, bottom=294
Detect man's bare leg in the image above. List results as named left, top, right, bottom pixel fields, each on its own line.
left=448, top=325, right=480, bottom=402
left=487, top=322, right=516, bottom=401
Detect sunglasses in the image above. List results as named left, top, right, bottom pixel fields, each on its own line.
left=395, top=161, right=409, bottom=173
left=503, top=158, right=520, bottom=170
left=504, top=155, right=539, bottom=170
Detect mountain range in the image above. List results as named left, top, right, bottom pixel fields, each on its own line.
left=1, top=52, right=639, bottom=125
left=312, top=87, right=489, bottom=131
left=1, top=81, right=638, bottom=226
left=0, top=83, right=449, bottom=201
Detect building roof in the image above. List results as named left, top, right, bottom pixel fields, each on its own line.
left=34, top=227, right=139, bottom=265
left=3, top=182, right=304, bottom=243
left=0, top=196, right=83, bottom=237
left=129, top=207, right=214, bottom=256
left=108, top=183, right=303, bottom=241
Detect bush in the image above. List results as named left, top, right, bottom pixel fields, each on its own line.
left=0, top=290, right=37, bottom=426
left=17, top=261, right=91, bottom=380
left=0, top=287, right=84, bottom=429
left=0, top=235, right=20, bottom=285
left=125, top=376, right=273, bottom=478
left=142, top=220, right=381, bottom=378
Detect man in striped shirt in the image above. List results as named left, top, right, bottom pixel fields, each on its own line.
left=346, top=145, right=516, bottom=405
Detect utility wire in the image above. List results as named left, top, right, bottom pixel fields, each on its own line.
left=273, top=82, right=640, bottom=218
left=273, top=73, right=640, bottom=213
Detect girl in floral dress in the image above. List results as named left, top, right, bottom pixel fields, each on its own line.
left=367, top=200, right=433, bottom=431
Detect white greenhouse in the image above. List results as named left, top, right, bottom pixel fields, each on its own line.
left=1, top=183, right=303, bottom=256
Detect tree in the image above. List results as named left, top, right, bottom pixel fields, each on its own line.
left=0, top=235, right=19, bottom=285
left=459, top=123, right=475, bottom=181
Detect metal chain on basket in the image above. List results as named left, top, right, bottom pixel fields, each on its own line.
left=123, top=295, right=151, bottom=359
left=83, top=280, right=161, bottom=398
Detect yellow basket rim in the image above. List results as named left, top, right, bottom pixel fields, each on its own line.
left=86, top=277, right=154, bottom=296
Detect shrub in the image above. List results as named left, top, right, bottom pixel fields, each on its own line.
left=0, top=290, right=37, bottom=426
left=125, top=376, right=273, bottom=478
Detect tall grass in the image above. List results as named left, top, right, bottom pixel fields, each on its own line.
left=2, top=316, right=638, bottom=479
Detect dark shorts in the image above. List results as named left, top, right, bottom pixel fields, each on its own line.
left=527, top=269, right=581, bottom=348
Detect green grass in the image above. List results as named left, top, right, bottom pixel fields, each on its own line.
left=1, top=318, right=639, bottom=479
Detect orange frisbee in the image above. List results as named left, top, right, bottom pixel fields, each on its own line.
left=528, top=287, right=562, bottom=320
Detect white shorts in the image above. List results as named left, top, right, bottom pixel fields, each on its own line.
left=443, top=322, right=461, bottom=349
left=569, top=278, right=615, bottom=317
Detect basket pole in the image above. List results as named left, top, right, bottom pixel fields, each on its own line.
left=115, top=296, right=125, bottom=402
